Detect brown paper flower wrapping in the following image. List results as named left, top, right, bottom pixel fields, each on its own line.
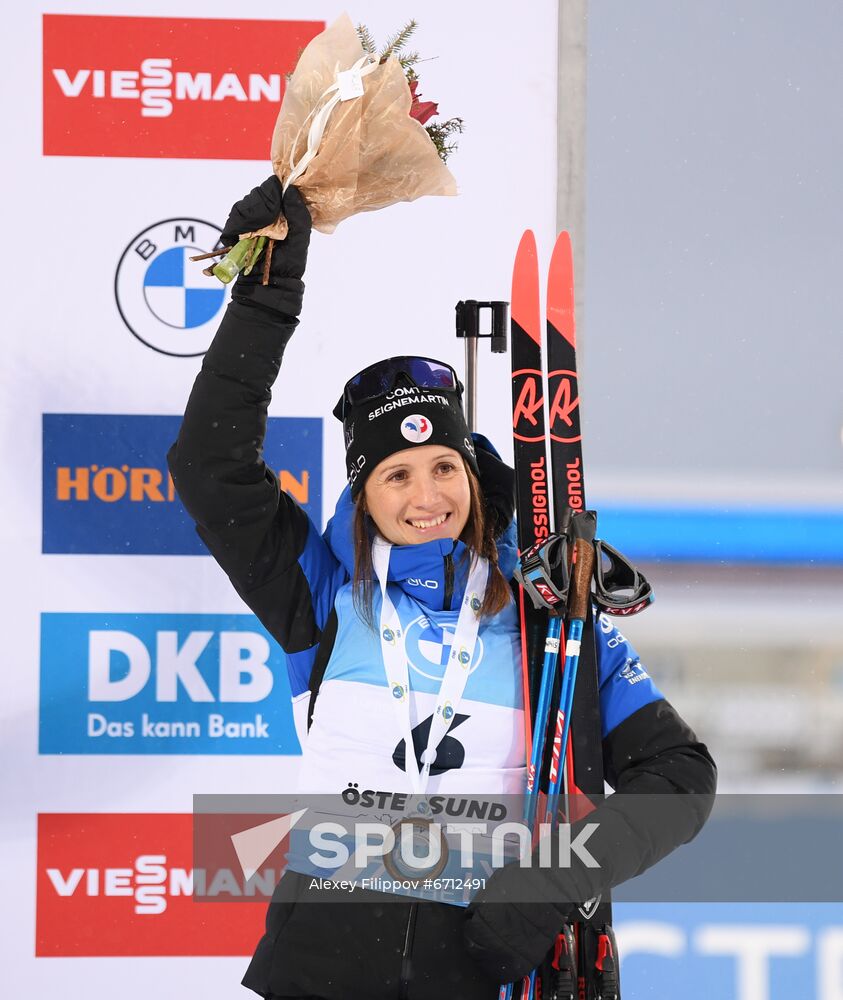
left=248, top=13, right=457, bottom=241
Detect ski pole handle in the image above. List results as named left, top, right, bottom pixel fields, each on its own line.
left=569, top=537, right=595, bottom=622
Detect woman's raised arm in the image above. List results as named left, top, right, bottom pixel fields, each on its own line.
left=168, top=181, right=342, bottom=655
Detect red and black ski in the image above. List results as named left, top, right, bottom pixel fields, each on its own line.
left=546, top=233, right=618, bottom=1000
left=509, top=231, right=620, bottom=1000
left=510, top=230, right=551, bottom=761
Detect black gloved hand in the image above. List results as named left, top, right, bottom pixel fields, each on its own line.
left=463, top=858, right=577, bottom=983
left=220, top=176, right=312, bottom=317
left=473, top=436, right=515, bottom=538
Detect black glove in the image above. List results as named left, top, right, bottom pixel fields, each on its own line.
left=463, top=856, right=579, bottom=983
left=473, top=437, right=515, bottom=539
left=220, top=176, right=312, bottom=318
left=464, top=777, right=716, bottom=982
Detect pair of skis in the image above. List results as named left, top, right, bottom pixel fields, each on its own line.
left=505, top=230, right=619, bottom=1000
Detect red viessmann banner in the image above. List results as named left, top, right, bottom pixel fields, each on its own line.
left=42, top=14, right=323, bottom=159
left=36, top=813, right=270, bottom=957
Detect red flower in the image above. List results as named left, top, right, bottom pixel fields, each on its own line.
left=408, top=78, right=439, bottom=126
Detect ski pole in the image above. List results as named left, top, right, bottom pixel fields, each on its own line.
left=513, top=527, right=573, bottom=832
left=542, top=626, right=580, bottom=828
left=544, top=522, right=596, bottom=828
left=507, top=527, right=581, bottom=1000
left=513, top=530, right=592, bottom=1000
left=521, top=613, right=564, bottom=831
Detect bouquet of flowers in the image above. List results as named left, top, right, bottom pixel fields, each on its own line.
left=202, top=14, right=463, bottom=283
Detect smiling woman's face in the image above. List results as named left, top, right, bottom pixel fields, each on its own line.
left=363, top=445, right=471, bottom=546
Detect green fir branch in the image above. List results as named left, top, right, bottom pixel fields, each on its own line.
left=356, top=23, right=377, bottom=54
left=398, top=50, right=421, bottom=72
left=353, top=20, right=462, bottom=162
left=380, top=20, right=418, bottom=61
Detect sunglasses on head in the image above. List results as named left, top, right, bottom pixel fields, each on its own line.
left=335, top=356, right=462, bottom=420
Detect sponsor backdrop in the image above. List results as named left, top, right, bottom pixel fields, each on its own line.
left=4, top=2, right=840, bottom=999
left=4, top=2, right=560, bottom=997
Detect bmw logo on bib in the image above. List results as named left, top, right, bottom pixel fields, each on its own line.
left=404, top=616, right=484, bottom=681
left=115, top=219, right=228, bottom=357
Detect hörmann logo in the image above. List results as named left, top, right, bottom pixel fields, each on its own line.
left=42, top=414, right=321, bottom=554
left=42, top=15, right=323, bottom=159
left=55, top=464, right=308, bottom=506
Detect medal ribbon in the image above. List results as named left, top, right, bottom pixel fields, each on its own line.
left=372, top=539, right=488, bottom=795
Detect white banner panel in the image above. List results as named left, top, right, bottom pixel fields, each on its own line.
left=1, top=1, right=558, bottom=995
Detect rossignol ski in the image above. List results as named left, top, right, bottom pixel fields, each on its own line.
left=506, top=229, right=552, bottom=1000
left=509, top=230, right=551, bottom=791
left=545, top=232, right=619, bottom=1000
left=507, top=230, right=651, bottom=1000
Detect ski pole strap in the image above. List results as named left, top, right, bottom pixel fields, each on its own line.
left=593, top=538, right=654, bottom=617
left=514, top=531, right=572, bottom=614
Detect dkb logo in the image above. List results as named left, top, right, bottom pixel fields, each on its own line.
left=39, top=613, right=300, bottom=755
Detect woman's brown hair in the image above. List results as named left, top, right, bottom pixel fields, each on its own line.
left=351, top=460, right=512, bottom=628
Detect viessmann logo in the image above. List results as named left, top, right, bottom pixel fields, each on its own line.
left=36, top=814, right=269, bottom=956
left=42, top=14, right=323, bottom=159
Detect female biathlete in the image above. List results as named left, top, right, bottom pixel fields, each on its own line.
left=169, top=178, right=716, bottom=1000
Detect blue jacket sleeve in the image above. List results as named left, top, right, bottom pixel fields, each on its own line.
left=595, top=611, right=664, bottom=738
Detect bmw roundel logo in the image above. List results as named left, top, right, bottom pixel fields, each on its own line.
left=115, top=219, right=228, bottom=357
left=404, top=616, right=483, bottom=681
left=400, top=414, right=433, bottom=444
